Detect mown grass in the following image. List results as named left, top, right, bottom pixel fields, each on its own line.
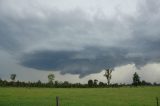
left=0, top=87, right=160, bottom=106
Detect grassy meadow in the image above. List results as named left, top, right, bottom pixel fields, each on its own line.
left=0, top=87, right=160, bottom=106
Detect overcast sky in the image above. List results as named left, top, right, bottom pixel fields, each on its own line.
left=0, top=0, right=160, bottom=83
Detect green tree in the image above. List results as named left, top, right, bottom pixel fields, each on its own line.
left=48, top=73, right=55, bottom=84
left=99, top=82, right=104, bottom=87
left=10, top=74, right=16, bottom=82
left=104, top=69, right=113, bottom=85
left=36, top=80, right=42, bottom=87
left=88, top=79, right=93, bottom=87
left=0, top=78, right=2, bottom=86
left=54, top=80, right=59, bottom=87
left=63, top=81, right=70, bottom=87
left=132, top=72, right=141, bottom=86
left=94, top=79, right=98, bottom=86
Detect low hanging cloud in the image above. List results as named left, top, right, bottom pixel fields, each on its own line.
left=20, top=47, right=128, bottom=77
left=0, top=0, right=160, bottom=78
left=20, top=45, right=160, bottom=77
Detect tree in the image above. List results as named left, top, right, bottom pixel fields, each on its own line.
left=63, top=81, right=70, bottom=87
left=10, top=74, right=16, bottom=82
left=55, top=80, right=59, bottom=87
left=141, top=80, right=152, bottom=86
left=94, top=79, right=98, bottom=86
left=48, top=73, right=55, bottom=84
left=132, top=72, right=141, bottom=86
left=88, top=79, right=93, bottom=87
left=36, top=80, right=42, bottom=87
left=104, top=69, right=113, bottom=85
left=0, top=78, right=2, bottom=86
left=99, top=82, right=104, bottom=87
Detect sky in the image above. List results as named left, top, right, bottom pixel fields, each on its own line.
left=0, top=0, right=160, bottom=84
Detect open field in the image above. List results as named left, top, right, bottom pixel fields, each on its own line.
left=0, top=87, right=160, bottom=106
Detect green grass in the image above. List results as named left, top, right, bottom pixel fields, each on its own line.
left=0, top=87, right=160, bottom=106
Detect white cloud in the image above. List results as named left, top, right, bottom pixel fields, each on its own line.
left=80, top=63, right=160, bottom=84
left=139, top=63, right=160, bottom=83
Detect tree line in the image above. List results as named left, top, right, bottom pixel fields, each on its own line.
left=0, top=69, right=159, bottom=88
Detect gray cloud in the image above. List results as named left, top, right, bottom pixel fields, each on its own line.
left=20, top=47, right=129, bottom=77
left=0, top=0, right=131, bottom=53
left=0, top=0, right=160, bottom=78
left=20, top=44, right=160, bottom=77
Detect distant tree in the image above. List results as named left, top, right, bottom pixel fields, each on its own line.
left=88, top=79, right=93, bottom=87
left=55, top=80, right=59, bottom=87
left=141, top=80, right=146, bottom=85
left=0, top=78, right=2, bottom=86
left=63, top=81, right=70, bottom=87
left=104, top=69, right=113, bottom=85
left=99, top=82, right=104, bottom=87
left=48, top=73, right=55, bottom=84
left=141, top=80, right=152, bottom=86
left=10, top=74, right=16, bottom=82
left=153, top=82, right=157, bottom=86
left=94, top=79, right=98, bottom=86
left=36, top=80, right=42, bottom=87
left=132, top=72, right=141, bottom=86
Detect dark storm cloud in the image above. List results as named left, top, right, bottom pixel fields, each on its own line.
left=1, top=0, right=160, bottom=77
left=20, top=47, right=129, bottom=77
left=20, top=43, right=160, bottom=77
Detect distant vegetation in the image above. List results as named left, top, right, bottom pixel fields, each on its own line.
left=0, top=69, right=160, bottom=88
left=104, top=69, right=113, bottom=85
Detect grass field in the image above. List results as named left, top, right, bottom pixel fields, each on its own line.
left=0, top=87, right=160, bottom=106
